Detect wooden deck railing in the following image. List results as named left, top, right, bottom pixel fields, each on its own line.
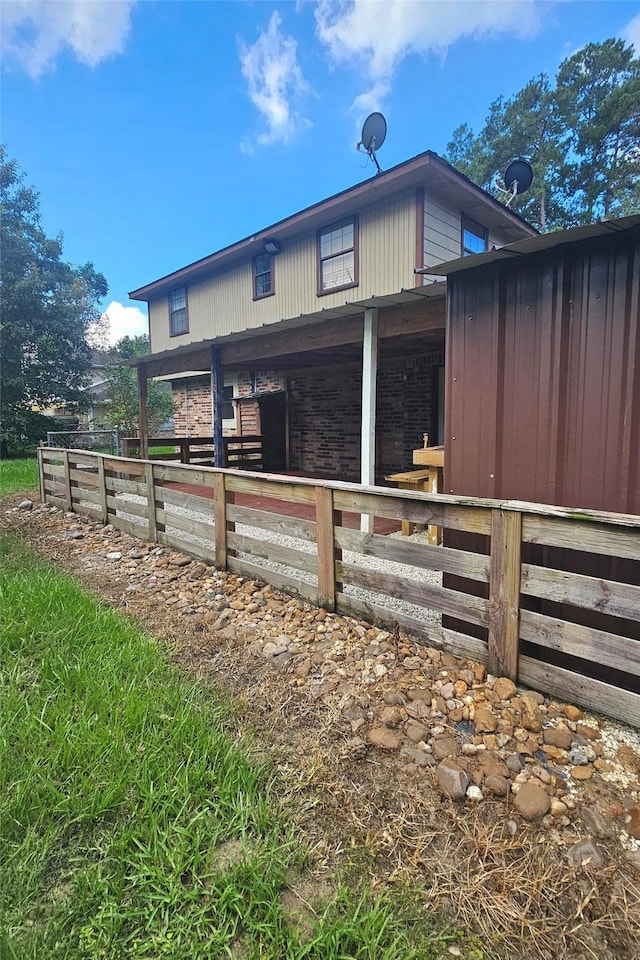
left=38, top=447, right=640, bottom=727
left=121, top=435, right=264, bottom=468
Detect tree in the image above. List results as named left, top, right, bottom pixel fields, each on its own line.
left=445, top=39, right=640, bottom=230
left=103, top=335, right=175, bottom=437
left=0, top=146, right=108, bottom=453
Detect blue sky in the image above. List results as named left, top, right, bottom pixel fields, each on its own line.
left=2, top=0, right=639, bottom=344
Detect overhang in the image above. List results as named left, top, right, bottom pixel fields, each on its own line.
left=417, top=214, right=640, bottom=277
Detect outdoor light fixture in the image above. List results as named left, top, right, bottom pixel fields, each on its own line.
left=263, top=239, right=280, bottom=254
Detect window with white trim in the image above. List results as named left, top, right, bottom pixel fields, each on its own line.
left=318, top=217, right=358, bottom=294
left=222, top=374, right=238, bottom=430
left=461, top=216, right=487, bottom=257
left=169, top=286, right=188, bottom=335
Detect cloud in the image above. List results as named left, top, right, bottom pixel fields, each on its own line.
left=316, top=0, right=541, bottom=92
left=622, top=12, right=640, bottom=53
left=1, top=0, right=136, bottom=78
left=240, top=11, right=311, bottom=147
left=99, top=301, right=148, bottom=346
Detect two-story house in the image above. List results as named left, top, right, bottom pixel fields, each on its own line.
left=128, top=149, right=536, bottom=483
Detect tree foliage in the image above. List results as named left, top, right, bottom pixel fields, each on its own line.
left=103, top=335, right=175, bottom=437
left=446, top=39, right=640, bottom=230
left=1, top=146, right=108, bottom=452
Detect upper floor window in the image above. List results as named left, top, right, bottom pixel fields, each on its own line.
left=462, top=216, right=487, bottom=257
left=169, top=286, right=188, bottom=336
left=253, top=253, right=274, bottom=299
left=317, top=216, right=358, bottom=295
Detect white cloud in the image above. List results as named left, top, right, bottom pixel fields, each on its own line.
left=622, top=12, right=640, bottom=53
left=99, top=301, right=148, bottom=346
left=316, top=0, right=541, bottom=91
left=239, top=11, right=311, bottom=147
left=1, top=0, right=136, bottom=78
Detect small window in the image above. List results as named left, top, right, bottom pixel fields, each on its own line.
left=222, top=375, right=238, bottom=430
left=317, top=217, right=358, bottom=294
left=253, top=254, right=273, bottom=299
left=462, top=216, right=487, bottom=257
left=169, top=286, right=188, bottom=335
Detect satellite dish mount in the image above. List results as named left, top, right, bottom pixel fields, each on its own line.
left=496, top=158, right=534, bottom=207
left=357, top=112, right=387, bottom=175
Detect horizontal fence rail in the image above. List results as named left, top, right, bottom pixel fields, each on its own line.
left=38, top=447, right=640, bottom=727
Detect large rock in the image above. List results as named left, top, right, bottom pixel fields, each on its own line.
left=566, top=839, right=605, bottom=869
left=436, top=760, right=469, bottom=801
left=513, top=781, right=551, bottom=821
left=493, top=677, right=517, bottom=700
left=473, top=706, right=497, bottom=733
left=367, top=727, right=401, bottom=751
left=543, top=724, right=573, bottom=750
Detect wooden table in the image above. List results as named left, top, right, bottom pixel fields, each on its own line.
left=385, top=468, right=436, bottom=539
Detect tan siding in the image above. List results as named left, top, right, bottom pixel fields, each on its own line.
left=149, top=192, right=416, bottom=352
left=424, top=196, right=461, bottom=267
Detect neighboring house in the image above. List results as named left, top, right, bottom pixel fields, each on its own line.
left=128, top=149, right=536, bottom=482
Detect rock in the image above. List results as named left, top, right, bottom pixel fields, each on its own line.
left=484, top=775, right=510, bottom=797
left=106, top=551, right=122, bottom=560
left=623, top=806, right=640, bottom=839
left=493, top=677, right=517, bottom=700
left=570, top=765, right=593, bottom=781
left=575, top=723, right=600, bottom=741
left=506, top=752, right=524, bottom=775
left=64, top=529, right=84, bottom=539
left=342, top=737, right=367, bottom=761
left=170, top=555, right=191, bottom=567
left=367, top=727, right=401, bottom=751
left=400, top=744, right=433, bottom=768
left=565, top=839, right=605, bottom=870
left=550, top=799, right=568, bottom=818
left=479, top=751, right=510, bottom=779
left=473, top=663, right=487, bottom=683
left=440, top=682, right=455, bottom=700
left=543, top=724, right=573, bottom=750
left=473, top=706, right=497, bottom=733
left=436, top=760, right=470, bottom=801
left=581, top=807, right=616, bottom=840
left=432, top=737, right=459, bottom=761
left=383, top=690, right=404, bottom=706
left=519, top=697, right=543, bottom=732
left=17, top=499, right=33, bottom=511
left=466, top=785, right=484, bottom=802
left=513, top=781, right=551, bottom=821
left=380, top=706, right=403, bottom=729
left=563, top=704, right=583, bottom=722
left=262, top=640, right=289, bottom=658
left=569, top=745, right=590, bottom=766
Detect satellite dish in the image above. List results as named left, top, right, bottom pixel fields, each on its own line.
left=504, top=158, right=533, bottom=195
left=357, top=112, right=387, bottom=174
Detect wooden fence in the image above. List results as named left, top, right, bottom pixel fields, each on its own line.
left=38, top=447, right=640, bottom=727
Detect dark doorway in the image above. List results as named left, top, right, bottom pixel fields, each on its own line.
left=259, top=391, right=288, bottom=472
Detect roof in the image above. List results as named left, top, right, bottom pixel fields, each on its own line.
left=417, top=214, right=640, bottom=277
left=129, top=150, right=537, bottom=301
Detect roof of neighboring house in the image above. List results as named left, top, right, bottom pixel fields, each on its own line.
left=129, top=150, right=537, bottom=301
left=417, top=214, right=640, bottom=277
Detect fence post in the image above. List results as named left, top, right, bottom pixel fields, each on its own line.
left=315, top=485, right=337, bottom=611
left=97, top=455, right=108, bottom=523
left=144, top=460, right=157, bottom=542
left=62, top=449, right=72, bottom=511
left=37, top=445, right=45, bottom=504
left=212, top=471, right=230, bottom=569
left=488, top=508, right=522, bottom=680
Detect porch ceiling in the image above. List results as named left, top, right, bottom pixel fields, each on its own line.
left=132, top=285, right=445, bottom=379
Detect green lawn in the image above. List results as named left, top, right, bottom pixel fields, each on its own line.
left=0, top=534, right=456, bottom=960
left=0, top=456, right=39, bottom=496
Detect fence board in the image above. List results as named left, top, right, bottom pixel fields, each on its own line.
left=103, top=457, right=146, bottom=477
left=156, top=508, right=214, bottom=539
left=333, top=489, right=491, bottom=534
left=157, top=531, right=214, bottom=563
left=73, top=503, right=103, bottom=521
left=69, top=467, right=99, bottom=485
left=157, top=485, right=213, bottom=512
left=111, top=515, right=148, bottom=539
left=96, top=457, right=108, bottom=522
left=67, top=452, right=100, bottom=468
left=335, top=594, right=488, bottom=663
left=227, top=504, right=316, bottom=541
left=44, top=478, right=66, bottom=495
left=336, top=561, right=488, bottom=626
left=228, top=532, right=317, bottom=575
left=522, top=515, right=640, bottom=561
left=520, top=609, right=640, bottom=677
left=488, top=509, right=521, bottom=681
left=225, top=474, right=316, bottom=503
left=316, top=487, right=336, bottom=610
left=106, top=495, right=149, bottom=520
left=106, top=477, right=147, bottom=497
left=43, top=464, right=66, bottom=479
left=71, top=487, right=102, bottom=506
left=519, top=655, right=640, bottom=728
left=43, top=492, right=67, bottom=509
left=521, top=563, right=640, bottom=622
left=227, top=555, right=317, bottom=602
left=152, top=464, right=214, bottom=486
left=335, top=526, right=489, bottom=581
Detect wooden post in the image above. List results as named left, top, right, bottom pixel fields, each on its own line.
left=488, top=508, right=522, bottom=680
left=37, top=446, right=45, bottom=504
left=62, top=449, right=72, bottom=511
left=96, top=455, right=108, bottom=523
left=211, top=346, right=225, bottom=469
left=315, top=486, right=337, bottom=611
left=137, top=362, right=149, bottom=459
left=144, top=461, right=157, bottom=542
left=212, top=471, right=231, bottom=569
left=360, top=307, right=378, bottom=533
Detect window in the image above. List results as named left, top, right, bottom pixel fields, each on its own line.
left=253, top=253, right=274, bottom=299
left=222, top=374, right=238, bottom=430
left=462, top=216, right=487, bottom=257
left=317, top=217, right=358, bottom=294
left=169, top=286, right=188, bottom=335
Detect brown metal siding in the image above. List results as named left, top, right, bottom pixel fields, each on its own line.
left=446, top=229, right=640, bottom=515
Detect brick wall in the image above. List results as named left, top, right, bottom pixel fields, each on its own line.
left=170, top=372, right=285, bottom=437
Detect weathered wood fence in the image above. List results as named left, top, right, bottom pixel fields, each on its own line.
left=38, top=447, right=640, bottom=727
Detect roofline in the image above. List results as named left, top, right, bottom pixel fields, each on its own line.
left=416, top=214, right=640, bottom=277
left=129, top=150, right=537, bottom=301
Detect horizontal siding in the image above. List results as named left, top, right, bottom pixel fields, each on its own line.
left=424, top=196, right=460, bottom=267
left=150, top=192, right=416, bottom=353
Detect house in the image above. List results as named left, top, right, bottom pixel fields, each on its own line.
left=128, top=149, right=535, bottom=482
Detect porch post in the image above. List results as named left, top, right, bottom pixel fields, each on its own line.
left=360, top=307, right=379, bottom=532
left=137, top=362, right=149, bottom=459
left=211, top=345, right=225, bottom=468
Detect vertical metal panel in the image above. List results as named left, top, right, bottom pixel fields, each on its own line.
left=446, top=230, right=640, bottom=515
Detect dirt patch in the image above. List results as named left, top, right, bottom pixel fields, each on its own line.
left=3, top=496, right=640, bottom=960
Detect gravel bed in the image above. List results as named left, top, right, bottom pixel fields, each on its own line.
left=115, top=494, right=441, bottom=624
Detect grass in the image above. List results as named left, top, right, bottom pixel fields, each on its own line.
left=0, top=456, right=39, bottom=496
left=0, top=533, right=456, bottom=960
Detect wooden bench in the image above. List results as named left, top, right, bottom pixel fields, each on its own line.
left=385, top=468, right=442, bottom=542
